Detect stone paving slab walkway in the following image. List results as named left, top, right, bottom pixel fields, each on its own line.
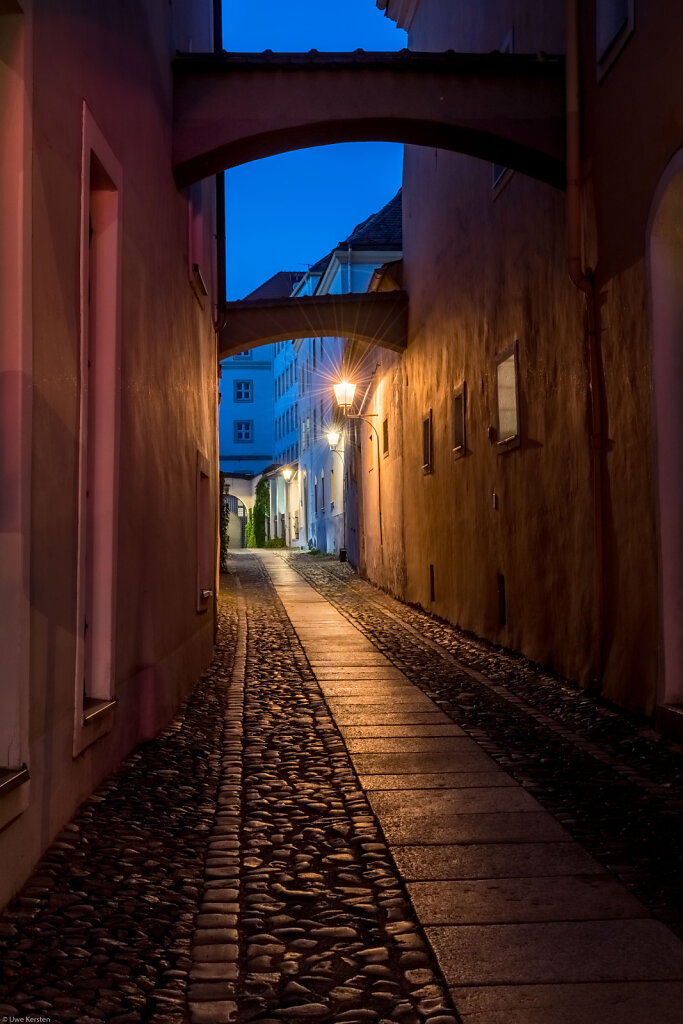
left=2, top=550, right=683, bottom=1024
left=261, top=551, right=683, bottom=1024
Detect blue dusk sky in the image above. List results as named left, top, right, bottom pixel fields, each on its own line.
left=221, top=0, right=407, bottom=300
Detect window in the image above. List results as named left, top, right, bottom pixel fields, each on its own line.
left=320, top=337, right=324, bottom=360
left=422, top=409, right=433, bottom=473
left=286, top=409, right=290, bottom=433
left=382, top=417, right=389, bottom=457
left=196, top=452, right=213, bottom=614
left=596, top=0, right=634, bottom=78
left=234, top=379, right=252, bottom=402
left=234, top=420, right=253, bottom=442
left=452, top=382, right=466, bottom=458
left=0, top=10, right=31, bottom=808
left=74, top=105, right=122, bottom=754
left=188, top=181, right=207, bottom=303
left=321, top=470, right=325, bottom=509
left=495, top=343, right=520, bottom=451
left=313, top=338, right=316, bottom=369
left=313, top=408, right=317, bottom=439
left=233, top=350, right=253, bottom=360
left=320, top=398, right=324, bottom=434
left=314, top=475, right=318, bottom=513
left=330, top=467, right=335, bottom=507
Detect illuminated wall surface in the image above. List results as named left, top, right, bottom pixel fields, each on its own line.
left=361, top=0, right=683, bottom=722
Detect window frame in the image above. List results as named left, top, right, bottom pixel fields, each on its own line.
left=422, top=409, right=433, bottom=474
left=452, top=382, right=466, bottom=459
left=233, top=419, right=254, bottom=443
left=233, top=379, right=253, bottom=403
left=382, top=416, right=389, bottom=458
left=495, top=341, right=521, bottom=453
left=73, top=104, right=123, bottom=756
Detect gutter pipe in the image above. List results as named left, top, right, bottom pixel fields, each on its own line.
left=567, top=0, right=604, bottom=689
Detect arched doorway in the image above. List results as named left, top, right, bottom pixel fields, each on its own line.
left=648, top=150, right=683, bottom=710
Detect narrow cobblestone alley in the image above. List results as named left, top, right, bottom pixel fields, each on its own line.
left=2, top=551, right=683, bottom=1024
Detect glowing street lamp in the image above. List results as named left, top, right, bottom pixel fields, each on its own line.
left=282, top=467, right=293, bottom=482
left=327, top=429, right=341, bottom=449
left=333, top=380, right=356, bottom=412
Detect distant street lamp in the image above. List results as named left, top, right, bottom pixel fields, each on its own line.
left=282, top=467, right=293, bottom=482
left=326, top=429, right=341, bottom=449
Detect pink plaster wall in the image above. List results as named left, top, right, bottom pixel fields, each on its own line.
left=0, top=0, right=219, bottom=908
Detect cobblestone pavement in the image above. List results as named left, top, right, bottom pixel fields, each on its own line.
left=2, top=549, right=683, bottom=1024
left=0, top=594, right=238, bottom=1024
left=282, top=552, right=683, bottom=939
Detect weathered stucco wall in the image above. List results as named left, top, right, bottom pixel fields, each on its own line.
left=361, top=0, right=680, bottom=717
left=1, top=0, right=219, bottom=908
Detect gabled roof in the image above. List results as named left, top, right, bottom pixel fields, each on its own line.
left=341, top=188, right=402, bottom=251
left=245, top=270, right=305, bottom=301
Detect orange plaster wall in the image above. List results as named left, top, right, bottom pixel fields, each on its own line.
left=361, top=0, right=676, bottom=716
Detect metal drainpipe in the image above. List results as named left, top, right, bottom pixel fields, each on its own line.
left=567, top=0, right=604, bottom=689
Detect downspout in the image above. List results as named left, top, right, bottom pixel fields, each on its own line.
left=567, top=0, right=604, bottom=689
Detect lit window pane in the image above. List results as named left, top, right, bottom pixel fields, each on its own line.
left=497, top=354, right=518, bottom=440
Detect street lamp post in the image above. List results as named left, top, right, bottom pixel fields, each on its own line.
left=332, top=379, right=383, bottom=549
left=281, top=466, right=293, bottom=546
left=327, top=429, right=347, bottom=560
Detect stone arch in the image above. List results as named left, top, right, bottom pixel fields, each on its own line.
left=173, top=51, right=565, bottom=189
left=647, top=149, right=683, bottom=708
left=217, top=292, right=408, bottom=360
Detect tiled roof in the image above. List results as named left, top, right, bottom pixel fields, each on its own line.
left=245, top=270, right=305, bottom=301
left=340, top=189, right=402, bottom=251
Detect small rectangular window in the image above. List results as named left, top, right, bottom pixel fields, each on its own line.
left=422, top=409, right=433, bottom=473
left=321, top=471, right=325, bottom=509
left=196, top=452, right=213, bottom=613
left=314, top=475, right=318, bottom=513
left=234, top=420, right=253, bottom=443
left=382, top=416, right=389, bottom=457
left=234, top=379, right=253, bottom=402
left=233, top=350, right=253, bottom=360
left=453, top=382, right=466, bottom=458
left=495, top=343, right=520, bottom=452
left=313, top=408, right=317, bottom=439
